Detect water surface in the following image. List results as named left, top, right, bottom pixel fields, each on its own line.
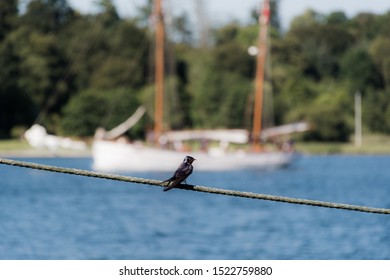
left=0, top=155, right=389, bottom=259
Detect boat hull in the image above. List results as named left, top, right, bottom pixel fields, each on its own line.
left=92, top=140, right=296, bottom=172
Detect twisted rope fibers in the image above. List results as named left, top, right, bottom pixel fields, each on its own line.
left=1, top=157, right=389, bottom=215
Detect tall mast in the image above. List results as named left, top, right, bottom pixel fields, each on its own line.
left=252, top=0, right=270, bottom=151
left=154, top=0, right=165, bottom=146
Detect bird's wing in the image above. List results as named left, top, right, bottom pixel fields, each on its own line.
left=163, top=163, right=193, bottom=192
left=173, top=163, right=191, bottom=178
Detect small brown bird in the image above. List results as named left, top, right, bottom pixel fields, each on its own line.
left=163, top=156, right=196, bottom=191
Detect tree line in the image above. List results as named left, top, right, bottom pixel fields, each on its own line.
left=1, top=0, right=390, bottom=142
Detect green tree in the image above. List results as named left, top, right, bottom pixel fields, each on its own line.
left=60, top=88, right=142, bottom=137
left=97, top=0, right=120, bottom=27
left=286, top=21, right=355, bottom=80
left=369, top=36, right=390, bottom=88
left=0, top=0, right=18, bottom=41
left=166, top=47, right=193, bottom=129
left=364, top=89, right=390, bottom=133
left=189, top=49, right=252, bottom=128
left=63, top=16, right=149, bottom=91
left=8, top=27, right=71, bottom=122
left=21, top=0, right=75, bottom=33
left=0, top=35, right=35, bottom=137
left=286, top=83, right=352, bottom=142
left=326, top=11, right=348, bottom=25
left=341, top=47, right=383, bottom=93
left=290, top=9, right=324, bottom=29
left=349, top=12, right=382, bottom=40
left=212, top=41, right=254, bottom=77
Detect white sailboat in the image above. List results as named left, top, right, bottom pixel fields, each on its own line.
left=92, top=0, right=309, bottom=172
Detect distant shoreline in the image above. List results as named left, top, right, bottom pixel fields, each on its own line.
left=2, top=147, right=390, bottom=159
left=0, top=148, right=92, bottom=159
left=0, top=139, right=91, bottom=158
left=1, top=137, right=390, bottom=158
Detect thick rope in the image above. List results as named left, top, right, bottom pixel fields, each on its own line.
left=1, top=157, right=389, bottom=215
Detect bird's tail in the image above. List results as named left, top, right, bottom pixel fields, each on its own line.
left=162, top=177, right=174, bottom=192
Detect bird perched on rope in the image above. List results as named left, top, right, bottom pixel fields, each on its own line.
left=163, top=156, right=196, bottom=191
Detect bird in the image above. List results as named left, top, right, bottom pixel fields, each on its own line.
left=163, top=156, right=196, bottom=192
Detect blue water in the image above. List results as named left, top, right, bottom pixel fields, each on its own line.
left=0, top=155, right=389, bottom=260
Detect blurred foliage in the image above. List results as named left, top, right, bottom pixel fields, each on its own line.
left=1, top=0, right=390, bottom=142
left=60, top=88, right=143, bottom=137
